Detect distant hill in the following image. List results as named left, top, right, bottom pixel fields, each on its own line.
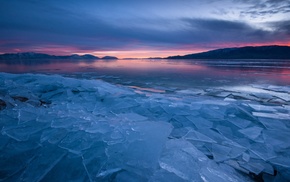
left=0, top=52, right=118, bottom=60
left=167, top=45, right=290, bottom=59
left=101, top=56, right=118, bottom=60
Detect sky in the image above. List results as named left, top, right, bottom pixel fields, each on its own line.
left=0, top=0, right=290, bottom=58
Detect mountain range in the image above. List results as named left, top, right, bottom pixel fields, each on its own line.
left=1, top=45, right=290, bottom=60
left=167, top=45, right=290, bottom=59
left=0, top=52, right=117, bottom=60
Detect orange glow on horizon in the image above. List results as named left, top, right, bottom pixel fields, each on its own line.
left=3, top=42, right=289, bottom=59
left=89, top=49, right=208, bottom=59
left=74, top=42, right=290, bottom=59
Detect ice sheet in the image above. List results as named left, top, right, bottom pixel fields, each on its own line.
left=0, top=73, right=289, bottom=181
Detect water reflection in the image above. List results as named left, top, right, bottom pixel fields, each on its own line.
left=1, top=59, right=290, bottom=88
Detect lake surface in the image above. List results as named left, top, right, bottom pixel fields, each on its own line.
left=1, top=59, right=290, bottom=90
left=1, top=59, right=290, bottom=181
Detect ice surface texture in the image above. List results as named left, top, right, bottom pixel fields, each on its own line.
left=0, top=73, right=289, bottom=181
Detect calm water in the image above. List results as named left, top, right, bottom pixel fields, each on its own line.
left=1, top=59, right=290, bottom=90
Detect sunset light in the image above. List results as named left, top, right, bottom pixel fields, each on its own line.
left=1, top=1, right=290, bottom=181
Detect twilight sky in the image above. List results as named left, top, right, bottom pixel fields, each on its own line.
left=0, top=0, right=289, bottom=58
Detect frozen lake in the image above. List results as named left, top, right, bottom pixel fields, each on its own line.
left=0, top=59, right=290, bottom=181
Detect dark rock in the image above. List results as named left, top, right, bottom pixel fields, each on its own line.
left=11, top=96, right=29, bottom=102
left=0, top=99, right=6, bottom=110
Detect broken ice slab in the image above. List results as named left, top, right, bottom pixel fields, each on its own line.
left=253, top=112, right=290, bottom=120
left=227, top=93, right=258, bottom=101
left=81, top=144, right=107, bottom=182
left=84, top=121, right=112, bottom=134
left=128, top=85, right=166, bottom=94
left=0, top=112, right=18, bottom=127
left=210, top=143, right=232, bottom=162
left=41, top=155, right=89, bottom=181
left=170, top=127, right=190, bottom=139
left=248, top=103, right=278, bottom=112
left=102, top=129, right=127, bottom=145
left=19, top=144, right=66, bottom=182
left=251, top=84, right=290, bottom=92
left=40, top=128, right=68, bottom=144
left=258, top=118, right=288, bottom=130
left=221, top=85, right=290, bottom=102
left=261, top=161, right=275, bottom=175
left=176, top=89, right=205, bottom=95
left=239, top=158, right=274, bottom=175
left=158, top=139, right=250, bottom=182
left=210, top=91, right=232, bottom=98
left=170, top=115, right=195, bottom=128
left=132, top=106, right=155, bottom=119
left=242, top=152, right=250, bottom=162
left=238, top=160, right=264, bottom=175
left=186, top=116, right=213, bottom=129
left=269, top=156, right=290, bottom=168
left=250, top=92, right=274, bottom=100
left=196, top=127, right=229, bottom=144
left=263, top=129, right=290, bottom=149
left=230, top=105, right=258, bottom=122
left=17, top=108, right=39, bottom=124
left=58, top=131, right=95, bottom=155
left=249, top=143, right=277, bottom=161
left=149, top=168, right=188, bottom=182
left=195, top=99, right=230, bottom=106
left=0, top=134, right=10, bottom=151
left=224, top=160, right=249, bottom=174
left=107, top=170, right=149, bottom=182
left=267, top=85, right=290, bottom=92
left=199, top=162, right=251, bottom=182
left=161, top=105, right=191, bottom=116
left=99, top=121, right=172, bottom=180
left=111, top=100, right=140, bottom=111
left=199, top=106, right=225, bottom=120
left=184, top=129, right=216, bottom=143
left=223, top=97, right=237, bottom=102
left=272, top=92, right=290, bottom=102
left=116, top=113, right=147, bottom=122
left=51, top=117, right=89, bottom=129
left=0, top=141, right=39, bottom=181
left=215, top=125, right=234, bottom=139
left=203, top=88, right=232, bottom=97
left=158, top=140, right=205, bottom=181
left=226, top=116, right=251, bottom=129
left=227, top=145, right=246, bottom=159
left=96, top=80, right=135, bottom=97
left=238, top=126, right=263, bottom=140
left=2, top=121, right=49, bottom=141
left=250, top=85, right=290, bottom=102
left=40, top=87, right=65, bottom=101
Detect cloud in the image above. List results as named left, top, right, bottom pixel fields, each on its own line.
left=267, top=20, right=290, bottom=35
left=0, top=0, right=289, bottom=55
left=237, top=0, right=290, bottom=18
left=168, top=18, right=275, bottom=44
left=0, top=16, right=287, bottom=53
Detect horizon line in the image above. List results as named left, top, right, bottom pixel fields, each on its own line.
left=0, top=44, right=289, bottom=59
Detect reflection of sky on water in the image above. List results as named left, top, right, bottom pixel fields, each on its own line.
left=1, top=59, right=290, bottom=88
